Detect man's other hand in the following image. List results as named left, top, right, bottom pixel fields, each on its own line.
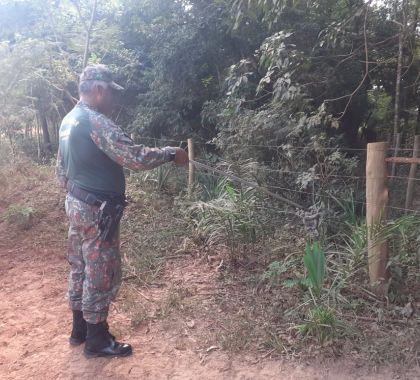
left=174, top=148, right=189, bottom=166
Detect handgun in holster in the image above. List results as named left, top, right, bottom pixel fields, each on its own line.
left=98, top=201, right=126, bottom=242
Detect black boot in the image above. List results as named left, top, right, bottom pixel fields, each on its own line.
left=84, top=321, right=132, bottom=359
left=69, top=310, right=87, bottom=346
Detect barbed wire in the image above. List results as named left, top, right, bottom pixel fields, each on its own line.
left=191, top=159, right=420, bottom=215
left=197, top=161, right=349, bottom=182
left=191, top=159, right=303, bottom=209
left=139, top=136, right=419, bottom=153
left=142, top=136, right=369, bottom=151
left=140, top=137, right=187, bottom=145
left=193, top=159, right=420, bottom=182
left=139, top=136, right=420, bottom=206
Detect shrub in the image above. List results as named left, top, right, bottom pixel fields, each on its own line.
left=2, top=204, right=35, bottom=230
left=187, top=184, right=268, bottom=262
left=297, top=306, right=345, bottom=343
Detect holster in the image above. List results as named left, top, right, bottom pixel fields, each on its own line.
left=66, top=180, right=127, bottom=242
left=97, top=200, right=127, bottom=242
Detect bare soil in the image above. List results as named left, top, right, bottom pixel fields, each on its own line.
left=0, top=163, right=419, bottom=379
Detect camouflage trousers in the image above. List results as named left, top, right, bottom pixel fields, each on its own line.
left=65, top=194, right=122, bottom=324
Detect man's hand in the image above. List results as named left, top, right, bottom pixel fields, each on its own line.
left=174, top=147, right=189, bottom=166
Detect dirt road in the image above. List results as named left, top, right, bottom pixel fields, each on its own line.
left=0, top=232, right=419, bottom=380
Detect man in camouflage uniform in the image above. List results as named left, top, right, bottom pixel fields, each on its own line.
left=56, top=64, right=188, bottom=358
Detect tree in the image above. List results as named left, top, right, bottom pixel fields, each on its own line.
left=0, top=0, right=419, bottom=166
left=70, top=0, right=98, bottom=68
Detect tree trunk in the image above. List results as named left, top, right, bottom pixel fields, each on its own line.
left=405, top=135, right=420, bottom=209
left=8, top=133, right=15, bottom=156
left=416, top=99, right=420, bottom=135
left=71, top=0, right=98, bottom=68
left=82, top=0, right=98, bottom=68
left=39, top=113, right=52, bottom=152
left=56, top=123, right=60, bottom=144
left=393, top=31, right=404, bottom=137
left=391, top=0, right=407, bottom=177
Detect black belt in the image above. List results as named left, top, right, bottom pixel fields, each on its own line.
left=66, top=181, right=125, bottom=207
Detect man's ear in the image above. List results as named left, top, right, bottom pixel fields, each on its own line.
left=96, top=84, right=105, bottom=97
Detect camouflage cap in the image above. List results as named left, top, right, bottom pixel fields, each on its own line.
left=80, top=64, right=124, bottom=91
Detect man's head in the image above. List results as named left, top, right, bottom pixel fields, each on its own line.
left=79, top=64, right=124, bottom=114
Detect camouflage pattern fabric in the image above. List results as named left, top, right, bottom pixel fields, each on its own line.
left=80, top=64, right=124, bottom=91
left=85, top=102, right=172, bottom=171
left=65, top=193, right=121, bottom=324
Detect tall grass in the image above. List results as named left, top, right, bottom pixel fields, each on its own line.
left=187, top=178, right=269, bottom=262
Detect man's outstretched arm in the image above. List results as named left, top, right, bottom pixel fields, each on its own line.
left=89, top=114, right=186, bottom=171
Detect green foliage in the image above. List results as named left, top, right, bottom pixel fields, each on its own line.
left=303, top=242, right=326, bottom=298
left=336, top=222, right=368, bottom=284
left=326, top=213, right=420, bottom=302
left=284, top=241, right=326, bottom=300
left=388, top=215, right=420, bottom=263
left=2, top=204, right=34, bottom=229
left=138, top=165, right=172, bottom=192
left=129, top=165, right=187, bottom=194
left=387, top=215, right=420, bottom=301
left=297, top=306, right=345, bottom=343
left=196, top=175, right=230, bottom=202
left=2, top=0, right=419, bottom=170
left=121, top=0, right=238, bottom=139
left=187, top=182, right=268, bottom=262
left=366, top=90, right=393, bottom=137
left=261, top=260, right=289, bottom=285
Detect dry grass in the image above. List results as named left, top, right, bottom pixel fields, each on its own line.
left=117, top=284, right=151, bottom=328
left=0, top=159, right=66, bottom=249
left=202, top=316, right=255, bottom=352
left=155, top=284, right=194, bottom=318
left=1, top=159, right=419, bottom=367
left=120, top=174, right=191, bottom=285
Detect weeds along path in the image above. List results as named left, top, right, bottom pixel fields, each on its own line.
left=0, top=163, right=419, bottom=379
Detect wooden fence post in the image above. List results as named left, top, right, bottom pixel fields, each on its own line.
left=188, top=138, right=195, bottom=197
left=405, top=135, right=420, bottom=210
left=366, top=142, right=389, bottom=296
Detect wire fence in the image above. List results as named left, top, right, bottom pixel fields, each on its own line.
left=139, top=136, right=420, bottom=153
left=190, top=159, right=420, bottom=215
left=137, top=136, right=420, bottom=214
left=195, top=162, right=420, bottom=183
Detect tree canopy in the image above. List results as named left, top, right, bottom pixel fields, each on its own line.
left=0, top=0, right=419, bottom=161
